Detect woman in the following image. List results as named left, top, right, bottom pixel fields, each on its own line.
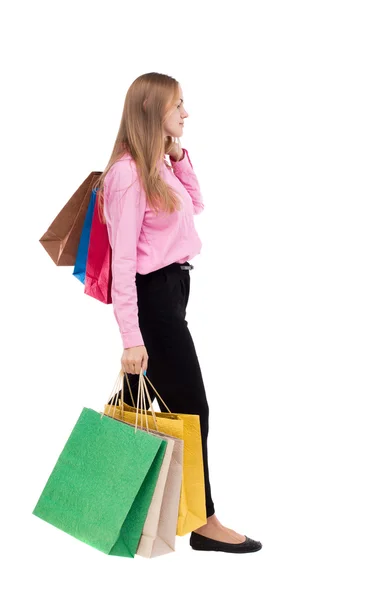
left=96, top=72, right=262, bottom=554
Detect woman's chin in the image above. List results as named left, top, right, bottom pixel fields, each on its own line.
left=165, top=131, right=183, bottom=139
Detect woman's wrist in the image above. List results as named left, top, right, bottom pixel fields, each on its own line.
left=171, top=149, right=185, bottom=162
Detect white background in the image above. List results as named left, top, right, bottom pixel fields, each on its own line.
left=2, top=0, right=388, bottom=598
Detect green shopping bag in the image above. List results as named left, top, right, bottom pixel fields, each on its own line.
left=32, top=406, right=167, bottom=557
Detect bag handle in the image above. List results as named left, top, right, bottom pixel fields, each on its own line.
left=132, top=372, right=172, bottom=414
left=104, top=369, right=159, bottom=431
left=131, top=370, right=159, bottom=432
left=120, top=369, right=172, bottom=414
left=104, top=369, right=172, bottom=428
left=103, top=370, right=158, bottom=432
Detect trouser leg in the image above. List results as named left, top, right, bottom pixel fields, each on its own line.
left=118, top=264, right=215, bottom=518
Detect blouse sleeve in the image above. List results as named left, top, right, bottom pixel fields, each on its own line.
left=170, top=148, right=205, bottom=215
left=103, top=161, right=146, bottom=349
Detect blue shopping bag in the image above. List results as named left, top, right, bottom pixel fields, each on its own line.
left=72, top=188, right=98, bottom=284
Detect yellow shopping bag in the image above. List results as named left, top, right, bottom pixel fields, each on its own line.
left=104, top=371, right=207, bottom=536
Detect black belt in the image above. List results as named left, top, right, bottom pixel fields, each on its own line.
left=138, top=262, right=194, bottom=279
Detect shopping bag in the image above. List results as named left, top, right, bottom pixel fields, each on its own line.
left=84, top=190, right=112, bottom=304
left=104, top=372, right=207, bottom=536
left=138, top=433, right=183, bottom=557
left=39, top=171, right=102, bottom=266
left=72, top=187, right=97, bottom=283
left=32, top=375, right=167, bottom=558
left=106, top=371, right=183, bottom=557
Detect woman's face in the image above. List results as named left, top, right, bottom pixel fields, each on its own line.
left=163, top=86, right=189, bottom=138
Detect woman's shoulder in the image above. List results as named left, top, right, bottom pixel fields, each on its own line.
left=115, top=151, right=135, bottom=164
left=111, top=151, right=136, bottom=170
left=103, top=154, right=140, bottom=206
left=105, top=152, right=137, bottom=182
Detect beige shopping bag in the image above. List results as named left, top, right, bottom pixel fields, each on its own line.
left=137, top=433, right=183, bottom=558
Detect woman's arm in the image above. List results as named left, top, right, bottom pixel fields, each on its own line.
left=170, top=148, right=205, bottom=215
left=104, top=161, right=146, bottom=349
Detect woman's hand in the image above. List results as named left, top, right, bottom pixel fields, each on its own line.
left=166, top=137, right=184, bottom=162
left=121, top=345, right=148, bottom=375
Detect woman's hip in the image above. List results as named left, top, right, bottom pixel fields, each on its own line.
left=136, top=261, right=192, bottom=321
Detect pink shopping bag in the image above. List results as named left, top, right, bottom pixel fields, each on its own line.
left=84, top=192, right=112, bottom=304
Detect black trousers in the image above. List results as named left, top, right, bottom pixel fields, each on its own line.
left=110, top=260, right=215, bottom=519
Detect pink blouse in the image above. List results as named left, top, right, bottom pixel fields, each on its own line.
left=103, top=148, right=204, bottom=349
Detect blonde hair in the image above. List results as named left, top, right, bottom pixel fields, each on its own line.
left=94, top=72, right=184, bottom=224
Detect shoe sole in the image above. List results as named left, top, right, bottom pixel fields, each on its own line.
left=190, top=542, right=262, bottom=554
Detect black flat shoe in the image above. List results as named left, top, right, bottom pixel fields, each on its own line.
left=190, top=531, right=262, bottom=554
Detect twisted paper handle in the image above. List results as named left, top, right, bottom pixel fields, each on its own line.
left=103, top=369, right=172, bottom=432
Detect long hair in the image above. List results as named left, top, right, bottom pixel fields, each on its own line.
left=94, top=72, right=183, bottom=224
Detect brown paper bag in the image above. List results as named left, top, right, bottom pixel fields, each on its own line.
left=39, top=171, right=102, bottom=265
